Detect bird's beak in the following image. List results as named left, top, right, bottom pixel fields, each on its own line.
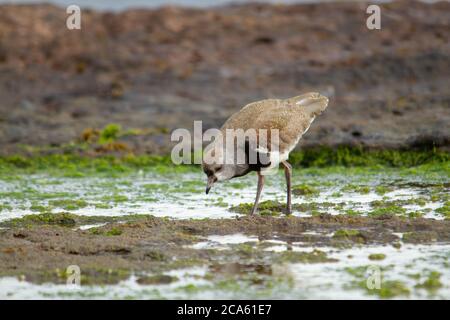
left=206, top=176, right=215, bottom=194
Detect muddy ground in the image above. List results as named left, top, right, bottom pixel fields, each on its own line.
left=0, top=213, right=449, bottom=285
left=0, top=1, right=449, bottom=155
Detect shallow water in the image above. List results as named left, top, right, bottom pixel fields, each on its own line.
left=0, top=166, right=448, bottom=299
left=1, top=242, right=448, bottom=299
left=0, top=168, right=447, bottom=221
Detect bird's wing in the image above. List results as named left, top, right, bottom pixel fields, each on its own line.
left=221, top=93, right=328, bottom=155
left=221, top=98, right=282, bottom=131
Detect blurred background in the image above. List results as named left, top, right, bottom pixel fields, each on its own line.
left=0, top=0, right=448, bottom=155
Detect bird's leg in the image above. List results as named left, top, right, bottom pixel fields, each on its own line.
left=250, top=172, right=265, bottom=215
left=281, top=161, right=292, bottom=215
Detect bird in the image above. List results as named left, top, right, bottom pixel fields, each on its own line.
left=202, top=92, right=329, bottom=215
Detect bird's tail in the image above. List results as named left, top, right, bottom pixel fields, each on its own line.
left=286, top=92, right=329, bottom=117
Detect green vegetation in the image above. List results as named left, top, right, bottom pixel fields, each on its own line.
left=106, top=227, right=123, bottom=236
left=48, top=199, right=88, bottom=210
left=368, top=253, right=386, bottom=260
left=436, top=201, right=450, bottom=218
left=341, top=184, right=370, bottom=194
left=90, top=226, right=123, bottom=236
left=333, top=229, right=366, bottom=243
left=344, top=209, right=363, bottom=216
left=375, top=280, right=410, bottom=298
left=0, top=212, right=77, bottom=228
left=0, top=203, right=12, bottom=211
left=288, top=146, right=449, bottom=167
left=0, top=213, right=152, bottom=228
left=292, top=184, right=319, bottom=196
left=0, top=154, right=181, bottom=178
left=98, top=124, right=122, bottom=144
left=415, top=271, right=442, bottom=291
left=229, top=200, right=284, bottom=216
left=0, top=147, right=448, bottom=178
left=345, top=266, right=410, bottom=298
left=375, top=185, right=394, bottom=195
left=402, top=231, right=438, bottom=243
left=369, top=205, right=406, bottom=216
left=276, top=249, right=337, bottom=263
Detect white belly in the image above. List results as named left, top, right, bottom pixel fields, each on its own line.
left=260, top=117, right=315, bottom=176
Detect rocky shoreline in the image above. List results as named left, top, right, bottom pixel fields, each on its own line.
left=0, top=1, right=449, bottom=155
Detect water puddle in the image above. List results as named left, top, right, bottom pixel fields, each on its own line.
left=1, top=242, right=448, bottom=299
left=0, top=169, right=448, bottom=222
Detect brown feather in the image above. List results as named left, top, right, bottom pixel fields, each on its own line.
left=220, top=92, right=328, bottom=155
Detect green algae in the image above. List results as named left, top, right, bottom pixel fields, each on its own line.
left=436, top=201, right=450, bottom=218
left=345, top=266, right=410, bottom=298
left=344, top=209, right=363, bottom=216
left=0, top=212, right=77, bottom=228
left=90, top=227, right=123, bottom=236
left=288, top=147, right=449, bottom=167
left=0, top=190, right=76, bottom=202
left=101, top=194, right=128, bottom=203
left=402, top=231, right=438, bottom=243
left=333, top=229, right=362, bottom=237
left=415, top=271, right=442, bottom=291
left=276, top=249, right=337, bottom=264
left=48, top=199, right=88, bottom=210
left=292, top=184, right=319, bottom=196
left=0, top=147, right=448, bottom=179
left=80, top=268, right=132, bottom=285
left=375, top=280, right=410, bottom=298
left=375, top=185, right=394, bottom=195
left=0, top=213, right=152, bottom=228
left=0, top=203, right=12, bottom=211
left=344, top=266, right=369, bottom=278
left=230, top=200, right=347, bottom=216
left=368, top=253, right=386, bottom=260
left=94, top=203, right=113, bottom=209
left=341, top=184, right=371, bottom=194
left=98, top=123, right=122, bottom=145
left=29, top=204, right=53, bottom=213
left=229, top=200, right=284, bottom=215
left=368, top=199, right=411, bottom=216
left=333, top=229, right=366, bottom=244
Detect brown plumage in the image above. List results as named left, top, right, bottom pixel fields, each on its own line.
left=203, top=92, right=329, bottom=215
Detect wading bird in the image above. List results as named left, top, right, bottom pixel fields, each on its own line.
left=202, top=92, right=328, bottom=215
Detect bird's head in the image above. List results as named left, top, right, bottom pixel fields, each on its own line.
left=202, top=143, right=248, bottom=194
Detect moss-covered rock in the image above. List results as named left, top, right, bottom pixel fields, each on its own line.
left=368, top=253, right=386, bottom=260
left=276, top=249, right=337, bottom=264
left=0, top=212, right=77, bottom=228
left=292, top=184, right=319, bottom=196
left=229, top=200, right=284, bottom=215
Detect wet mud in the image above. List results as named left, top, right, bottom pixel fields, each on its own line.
left=1, top=214, right=449, bottom=285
